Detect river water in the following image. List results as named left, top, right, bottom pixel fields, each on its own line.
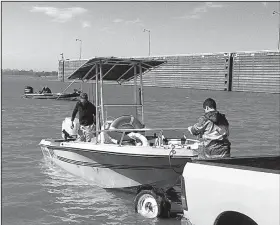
left=2, top=75, right=279, bottom=225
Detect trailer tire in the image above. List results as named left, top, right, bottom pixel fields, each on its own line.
left=134, top=189, right=171, bottom=219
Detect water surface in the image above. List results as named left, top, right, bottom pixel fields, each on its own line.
left=2, top=75, right=279, bottom=225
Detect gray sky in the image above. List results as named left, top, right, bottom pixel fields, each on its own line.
left=2, top=1, right=279, bottom=71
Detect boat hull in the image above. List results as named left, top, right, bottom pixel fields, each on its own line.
left=40, top=139, right=195, bottom=189
left=24, top=93, right=79, bottom=100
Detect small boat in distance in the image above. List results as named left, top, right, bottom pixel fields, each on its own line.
left=23, top=86, right=81, bottom=100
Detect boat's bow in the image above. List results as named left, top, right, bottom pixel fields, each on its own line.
left=39, top=138, right=197, bottom=189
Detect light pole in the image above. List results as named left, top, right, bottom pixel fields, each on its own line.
left=76, top=39, right=83, bottom=91
left=60, top=53, right=65, bottom=82
left=60, top=53, right=64, bottom=60
left=273, top=11, right=280, bottom=51
left=143, top=29, right=151, bottom=56
left=76, top=38, right=82, bottom=60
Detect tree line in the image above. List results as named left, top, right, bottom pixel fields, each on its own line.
left=2, top=69, right=58, bottom=77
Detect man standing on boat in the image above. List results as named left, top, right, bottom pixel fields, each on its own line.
left=71, top=93, right=96, bottom=142
left=187, top=98, right=231, bottom=158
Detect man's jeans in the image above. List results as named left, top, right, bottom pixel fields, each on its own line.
left=77, top=124, right=95, bottom=142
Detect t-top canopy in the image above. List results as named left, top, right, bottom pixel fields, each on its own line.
left=67, top=57, right=166, bottom=83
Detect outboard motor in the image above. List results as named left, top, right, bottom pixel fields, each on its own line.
left=24, top=86, right=33, bottom=94
left=62, top=117, right=79, bottom=140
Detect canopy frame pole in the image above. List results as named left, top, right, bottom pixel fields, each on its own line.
left=140, top=65, right=150, bottom=70
left=99, top=61, right=105, bottom=144
left=139, top=63, right=144, bottom=124
left=134, top=64, right=138, bottom=119
left=90, top=72, right=99, bottom=80
left=102, top=64, right=117, bottom=80
left=102, top=104, right=142, bottom=107
left=116, top=65, right=134, bottom=83
left=141, top=62, right=154, bottom=68
left=82, top=64, right=96, bottom=80
left=95, top=63, right=99, bottom=144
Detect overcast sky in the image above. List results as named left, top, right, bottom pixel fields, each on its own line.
left=2, top=1, right=279, bottom=71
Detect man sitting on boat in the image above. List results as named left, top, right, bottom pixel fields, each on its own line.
left=187, top=98, right=231, bottom=159
left=40, top=86, right=52, bottom=94
left=71, top=93, right=96, bottom=142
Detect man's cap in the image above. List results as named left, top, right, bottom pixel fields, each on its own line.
left=80, top=92, right=88, bottom=99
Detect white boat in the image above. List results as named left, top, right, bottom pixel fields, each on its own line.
left=39, top=57, right=199, bottom=190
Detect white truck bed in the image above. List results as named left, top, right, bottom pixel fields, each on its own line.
left=181, top=156, right=280, bottom=225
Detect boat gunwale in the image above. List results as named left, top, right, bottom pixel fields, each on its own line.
left=39, top=140, right=197, bottom=158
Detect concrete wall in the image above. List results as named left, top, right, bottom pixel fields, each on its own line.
left=58, top=60, right=87, bottom=82
left=232, top=51, right=280, bottom=93
left=58, top=51, right=280, bottom=93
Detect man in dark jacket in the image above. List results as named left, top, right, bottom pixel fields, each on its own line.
left=188, top=98, right=231, bottom=158
left=41, top=86, right=52, bottom=93
left=44, top=86, right=51, bottom=93
left=71, top=93, right=96, bottom=142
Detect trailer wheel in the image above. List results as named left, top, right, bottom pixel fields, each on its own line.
left=134, top=190, right=161, bottom=218
left=134, top=189, right=171, bottom=219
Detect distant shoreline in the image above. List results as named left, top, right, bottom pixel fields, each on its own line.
left=2, top=74, right=57, bottom=77
left=2, top=69, right=58, bottom=77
